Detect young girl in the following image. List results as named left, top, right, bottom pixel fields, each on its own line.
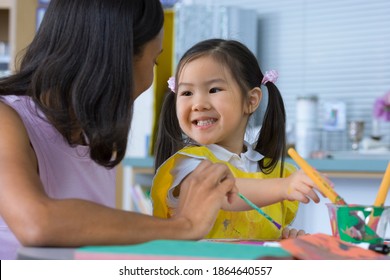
left=151, top=39, right=322, bottom=240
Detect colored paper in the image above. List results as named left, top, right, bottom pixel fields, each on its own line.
left=280, top=233, right=390, bottom=260
left=75, top=239, right=291, bottom=260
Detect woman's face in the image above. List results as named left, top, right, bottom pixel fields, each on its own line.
left=133, top=28, right=164, bottom=99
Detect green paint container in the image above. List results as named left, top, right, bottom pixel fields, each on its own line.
left=326, top=203, right=390, bottom=244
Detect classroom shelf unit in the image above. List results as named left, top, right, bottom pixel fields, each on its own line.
left=0, top=0, right=39, bottom=71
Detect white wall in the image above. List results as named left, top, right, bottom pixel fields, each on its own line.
left=126, top=86, right=154, bottom=158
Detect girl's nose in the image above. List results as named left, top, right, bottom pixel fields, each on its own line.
left=191, top=94, right=211, bottom=111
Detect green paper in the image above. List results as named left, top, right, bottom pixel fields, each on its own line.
left=77, top=239, right=290, bottom=259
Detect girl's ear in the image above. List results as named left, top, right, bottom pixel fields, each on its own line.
left=245, top=87, right=262, bottom=114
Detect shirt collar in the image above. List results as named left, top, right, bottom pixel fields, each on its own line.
left=206, top=141, right=264, bottom=162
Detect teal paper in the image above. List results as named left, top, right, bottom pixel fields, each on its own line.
left=77, top=239, right=290, bottom=259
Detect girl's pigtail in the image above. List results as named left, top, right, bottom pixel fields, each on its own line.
left=154, top=91, right=183, bottom=172
left=255, top=82, right=286, bottom=177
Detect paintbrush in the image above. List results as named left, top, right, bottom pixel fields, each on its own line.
left=238, top=192, right=282, bottom=230
left=372, top=162, right=390, bottom=207
left=287, top=148, right=379, bottom=239
left=368, top=162, right=390, bottom=228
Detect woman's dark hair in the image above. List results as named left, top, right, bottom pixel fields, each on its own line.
left=155, top=39, right=286, bottom=176
left=0, top=0, right=164, bottom=168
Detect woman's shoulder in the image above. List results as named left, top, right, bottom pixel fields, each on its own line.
left=0, top=99, right=28, bottom=134
left=0, top=99, right=34, bottom=162
left=0, top=95, right=35, bottom=124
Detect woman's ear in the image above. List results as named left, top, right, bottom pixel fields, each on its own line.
left=245, top=87, right=262, bottom=114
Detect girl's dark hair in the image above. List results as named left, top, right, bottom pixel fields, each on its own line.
left=0, top=0, right=164, bottom=168
left=155, top=39, right=286, bottom=176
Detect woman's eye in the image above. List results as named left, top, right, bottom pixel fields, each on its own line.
left=209, top=88, right=222, bottom=93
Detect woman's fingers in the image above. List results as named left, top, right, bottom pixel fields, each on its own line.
left=219, top=172, right=238, bottom=204
left=175, top=160, right=237, bottom=238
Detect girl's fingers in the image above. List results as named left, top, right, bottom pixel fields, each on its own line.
left=305, top=188, right=320, bottom=203
left=290, top=191, right=310, bottom=204
left=288, top=183, right=320, bottom=203
left=282, top=228, right=306, bottom=239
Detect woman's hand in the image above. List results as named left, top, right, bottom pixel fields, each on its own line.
left=174, top=160, right=238, bottom=239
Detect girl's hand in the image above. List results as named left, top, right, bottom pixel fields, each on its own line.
left=282, top=169, right=323, bottom=204
left=281, top=227, right=307, bottom=239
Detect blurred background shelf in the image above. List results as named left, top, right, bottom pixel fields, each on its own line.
left=0, top=0, right=11, bottom=8
left=330, top=150, right=390, bottom=160
left=0, top=0, right=38, bottom=71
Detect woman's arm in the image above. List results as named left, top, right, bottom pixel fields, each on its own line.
left=0, top=103, right=237, bottom=246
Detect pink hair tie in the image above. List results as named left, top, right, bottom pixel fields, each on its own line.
left=261, top=70, right=279, bottom=85
left=167, top=76, right=176, bottom=92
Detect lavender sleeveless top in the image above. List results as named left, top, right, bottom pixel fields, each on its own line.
left=0, top=95, right=116, bottom=259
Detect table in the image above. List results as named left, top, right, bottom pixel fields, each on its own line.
left=17, top=247, right=75, bottom=260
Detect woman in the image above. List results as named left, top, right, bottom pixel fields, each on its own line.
left=0, top=0, right=236, bottom=260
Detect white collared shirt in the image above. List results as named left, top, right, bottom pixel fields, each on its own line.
left=167, top=142, right=264, bottom=207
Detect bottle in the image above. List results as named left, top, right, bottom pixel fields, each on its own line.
left=295, top=95, right=319, bottom=158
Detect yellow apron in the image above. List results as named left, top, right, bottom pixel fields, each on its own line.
left=151, top=146, right=299, bottom=240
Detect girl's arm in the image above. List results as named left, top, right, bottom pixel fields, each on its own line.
left=221, top=170, right=322, bottom=211
left=0, top=103, right=237, bottom=246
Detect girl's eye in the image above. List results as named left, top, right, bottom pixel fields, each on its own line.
left=209, top=87, right=222, bottom=94
left=180, top=91, right=192, bottom=96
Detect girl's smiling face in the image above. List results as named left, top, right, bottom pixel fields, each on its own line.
left=175, top=55, right=257, bottom=154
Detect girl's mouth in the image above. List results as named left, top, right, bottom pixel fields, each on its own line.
left=194, top=119, right=217, bottom=127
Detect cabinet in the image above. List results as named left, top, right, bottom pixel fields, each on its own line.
left=0, top=0, right=11, bottom=72
left=0, top=0, right=38, bottom=72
